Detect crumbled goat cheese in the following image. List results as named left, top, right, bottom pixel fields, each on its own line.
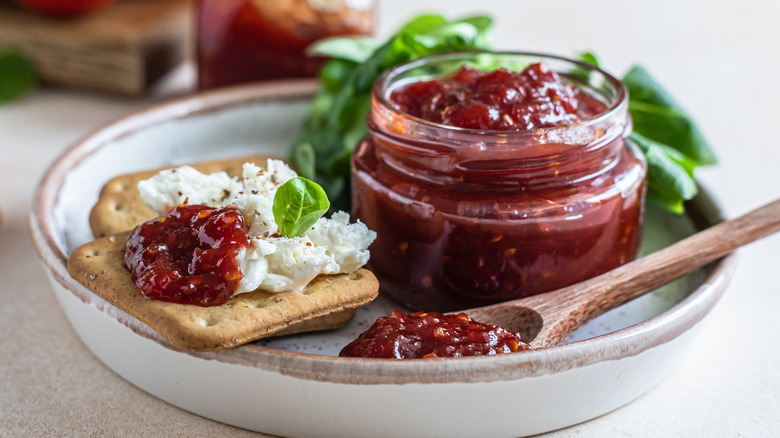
left=138, top=159, right=376, bottom=293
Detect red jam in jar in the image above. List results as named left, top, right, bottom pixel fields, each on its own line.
left=391, top=63, right=604, bottom=130
left=352, top=53, right=647, bottom=312
left=339, top=310, right=529, bottom=359
left=197, top=0, right=374, bottom=89
left=123, top=205, right=251, bottom=307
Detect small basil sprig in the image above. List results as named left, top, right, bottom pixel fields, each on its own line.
left=0, top=48, right=36, bottom=103
left=291, top=14, right=493, bottom=211
left=579, top=53, right=716, bottom=214
left=273, top=177, right=330, bottom=237
left=624, top=65, right=716, bottom=164
left=571, top=51, right=600, bottom=81
left=625, top=65, right=716, bottom=213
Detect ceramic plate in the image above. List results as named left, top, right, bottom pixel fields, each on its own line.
left=31, top=80, right=735, bottom=438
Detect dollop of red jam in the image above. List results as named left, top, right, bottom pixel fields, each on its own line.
left=339, top=311, right=529, bottom=359
left=390, top=63, right=604, bottom=130
left=123, top=205, right=251, bottom=307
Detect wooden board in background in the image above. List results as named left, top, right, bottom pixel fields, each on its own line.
left=0, top=0, right=192, bottom=95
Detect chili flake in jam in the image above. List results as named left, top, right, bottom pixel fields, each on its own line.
left=339, top=310, right=529, bottom=359
left=123, top=204, right=251, bottom=307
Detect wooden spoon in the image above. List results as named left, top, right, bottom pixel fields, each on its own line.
left=462, top=198, right=780, bottom=349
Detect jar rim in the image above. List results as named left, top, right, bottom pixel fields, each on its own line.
left=372, top=50, right=628, bottom=138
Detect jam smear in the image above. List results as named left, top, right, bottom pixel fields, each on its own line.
left=123, top=205, right=251, bottom=307
left=390, top=63, right=605, bottom=130
left=339, top=311, right=529, bottom=359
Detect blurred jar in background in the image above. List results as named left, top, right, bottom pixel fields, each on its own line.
left=197, top=0, right=375, bottom=89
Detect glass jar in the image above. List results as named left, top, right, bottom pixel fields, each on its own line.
left=352, top=52, right=647, bottom=312
left=197, top=0, right=374, bottom=90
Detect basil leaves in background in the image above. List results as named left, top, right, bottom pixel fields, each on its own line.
left=273, top=177, right=330, bottom=238
left=571, top=51, right=600, bottom=80
left=0, top=48, right=36, bottom=103
left=632, top=132, right=699, bottom=212
left=580, top=53, right=715, bottom=213
left=291, top=12, right=715, bottom=215
left=291, top=14, right=493, bottom=211
left=623, top=64, right=716, bottom=213
left=624, top=66, right=716, bottom=165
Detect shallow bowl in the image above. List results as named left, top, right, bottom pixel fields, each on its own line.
left=30, top=80, right=734, bottom=438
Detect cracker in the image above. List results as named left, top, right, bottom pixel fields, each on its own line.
left=83, top=155, right=373, bottom=342
left=89, top=155, right=277, bottom=238
left=68, top=233, right=379, bottom=351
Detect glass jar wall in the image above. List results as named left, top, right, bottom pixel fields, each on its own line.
left=352, top=52, right=647, bottom=312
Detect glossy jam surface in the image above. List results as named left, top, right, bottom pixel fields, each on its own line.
left=197, top=0, right=373, bottom=89
left=390, top=64, right=604, bottom=130
left=339, top=311, right=528, bottom=359
left=123, top=205, right=251, bottom=306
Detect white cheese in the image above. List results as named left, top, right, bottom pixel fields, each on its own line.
left=138, top=159, right=376, bottom=294
left=137, top=165, right=242, bottom=213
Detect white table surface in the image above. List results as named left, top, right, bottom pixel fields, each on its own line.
left=1, top=0, right=778, bottom=436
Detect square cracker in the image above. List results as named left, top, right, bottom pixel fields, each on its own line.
left=82, top=155, right=375, bottom=343
left=68, top=233, right=379, bottom=351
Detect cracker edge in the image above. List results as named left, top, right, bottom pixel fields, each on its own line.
left=67, top=234, right=379, bottom=351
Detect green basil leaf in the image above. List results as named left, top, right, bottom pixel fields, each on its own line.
left=561, top=57, right=714, bottom=214
left=645, top=186, right=685, bottom=214
left=0, top=48, right=36, bottom=103
left=629, top=100, right=716, bottom=166
left=637, top=133, right=697, bottom=178
left=571, top=51, right=601, bottom=82
left=318, top=59, right=357, bottom=93
left=326, top=148, right=355, bottom=180
left=307, top=36, right=383, bottom=63
left=422, top=22, right=478, bottom=45
left=408, top=17, right=493, bottom=52
left=631, top=132, right=697, bottom=174
left=460, top=16, right=493, bottom=32
left=623, top=65, right=681, bottom=109
left=273, top=177, right=330, bottom=237
left=337, top=94, right=372, bottom=157
left=624, top=65, right=717, bottom=166
left=291, top=142, right=316, bottom=180
left=399, top=14, right=447, bottom=34
left=632, top=132, right=698, bottom=214
left=578, top=51, right=600, bottom=68
left=633, top=133, right=698, bottom=198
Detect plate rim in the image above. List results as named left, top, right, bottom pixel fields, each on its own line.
left=29, top=79, right=736, bottom=385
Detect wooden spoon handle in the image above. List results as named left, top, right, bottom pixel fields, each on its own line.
left=529, top=197, right=780, bottom=347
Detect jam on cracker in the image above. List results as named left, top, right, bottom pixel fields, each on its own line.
left=123, top=205, right=250, bottom=306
